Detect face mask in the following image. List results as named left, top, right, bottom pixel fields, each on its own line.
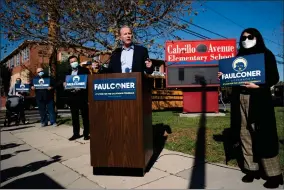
left=38, top=71, right=44, bottom=77
left=71, top=62, right=79, bottom=69
left=16, top=80, right=21, bottom=84
left=242, top=39, right=256, bottom=49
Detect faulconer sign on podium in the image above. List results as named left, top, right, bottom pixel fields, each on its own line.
left=88, top=73, right=153, bottom=176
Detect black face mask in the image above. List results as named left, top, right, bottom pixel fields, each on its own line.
left=16, top=80, right=21, bottom=84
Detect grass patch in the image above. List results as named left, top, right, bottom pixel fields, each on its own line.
left=58, top=107, right=284, bottom=169
left=155, top=107, right=284, bottom=170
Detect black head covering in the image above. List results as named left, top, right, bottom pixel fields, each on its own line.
left=237, top=28, right=267, bottom=56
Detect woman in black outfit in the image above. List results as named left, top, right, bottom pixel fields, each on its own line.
left=218, top=28, right=283, bottom=189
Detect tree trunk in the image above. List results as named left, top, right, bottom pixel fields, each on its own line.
left=48, top=8, right=59, bottom=113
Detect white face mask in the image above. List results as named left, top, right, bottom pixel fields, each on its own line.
left=71, top=62, right=79, bottom=69
left=242, top=39, right=256, bottom=49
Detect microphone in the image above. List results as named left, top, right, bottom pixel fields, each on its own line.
left=125, top=67, right=130, bottom=73
left=98, top=63, right=109, bottom=73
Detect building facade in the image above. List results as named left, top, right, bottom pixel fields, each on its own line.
left=0, top=40, right=96, bottom=108
left=1, top=41, right=96, bottom=86
left=0, top=40, right=168, bottom=109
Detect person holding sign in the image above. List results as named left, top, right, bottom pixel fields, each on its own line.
left=64, top=55, right=90, bottom=141
left=100, top=25, right=153, bottom=74
left=218, top=28, right=282, bottom=188
left=9, top=78, right=25, bottom=97
left=31, top=68, right=57, bottom=127
left=8, top=78, right=28, bottom=125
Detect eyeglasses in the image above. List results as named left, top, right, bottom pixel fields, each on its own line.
left=241, top=35, right=254, bottom=41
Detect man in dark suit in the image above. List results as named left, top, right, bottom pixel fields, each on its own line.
left=64, top=55, right=90, bottom=141
left=31, top=68, right=57, bottom=127
left=102, top=25, right=153, bottom=74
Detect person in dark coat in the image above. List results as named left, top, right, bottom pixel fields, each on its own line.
left=31, top=68, right=57, bottom=127
left=218, top=28, right=283, bottom=188
left=64, top=55, right=90, bottom=141
left=100, top=25, right=153, bottom=74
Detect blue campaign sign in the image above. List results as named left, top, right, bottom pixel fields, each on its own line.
left=15, top=84, right=30, bottom=92
left=65, top=75, right=87, bottom=89
left=93, top=78, right=137, bottom=101
left=219, top=53, right=265, bottom=87
left=33, top=78, right=50, bottom=89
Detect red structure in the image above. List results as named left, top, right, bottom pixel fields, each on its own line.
left=165, top=39, right=237, bottom=113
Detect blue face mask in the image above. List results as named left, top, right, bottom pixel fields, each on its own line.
left=71, top=62, right=79, bottom=69
left=38, top=71, right=44, bottom=77
left=16, top=80, right=21, bottom=84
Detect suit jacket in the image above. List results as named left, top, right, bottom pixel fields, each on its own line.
left=66, top=66, right=90, bottom=103
left=31, top=75, right=55, bottom=101
left=105, top=45, right=154, bottom=74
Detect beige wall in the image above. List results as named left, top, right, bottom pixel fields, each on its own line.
left=10, top=69, right=30, bottom=87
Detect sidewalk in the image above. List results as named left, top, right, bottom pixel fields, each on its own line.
left=1, top=123, right=283, bottom=189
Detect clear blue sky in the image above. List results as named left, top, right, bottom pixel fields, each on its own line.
left=155, top=1, right=284, bottom=80
left=1, top=1, right=283, bottom=80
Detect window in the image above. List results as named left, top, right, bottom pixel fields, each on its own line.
left=16, top=54, right=20, bottom=66
left=92, top=55, right=100, bottom=61
left=10, top=57, right=15, bottom=68
left=21, top=51, right=24, bottom=62
left=21, top=48, right=30, bottom=62
left=26, top=48, right=30, bottom=60
left=154, top=66, right=160, bottom=72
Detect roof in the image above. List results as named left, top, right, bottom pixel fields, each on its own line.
left=0, top=40, right=38, bottom=64
left=0, top=40, right=97, bottom=64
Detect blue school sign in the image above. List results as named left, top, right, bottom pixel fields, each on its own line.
left=15, top=84, right=30, bottom=92
left=65, top=75, right=87, bottom=89
left=33, top=78, right=50, bottom=89
left=219, top=53, right=265, bottom=86
left=93, top=78, right=137, bottom=100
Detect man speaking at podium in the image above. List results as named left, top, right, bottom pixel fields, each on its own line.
left=102, top=25, right=153, bottom=74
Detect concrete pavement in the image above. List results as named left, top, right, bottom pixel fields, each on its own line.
left=1, top=123, right=283, bottom=189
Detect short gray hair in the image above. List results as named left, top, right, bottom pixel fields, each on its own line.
left=119, top=25, right=132, bottom=35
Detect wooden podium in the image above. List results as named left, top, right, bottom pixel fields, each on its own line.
left=88, top=72, right=153, bottom=176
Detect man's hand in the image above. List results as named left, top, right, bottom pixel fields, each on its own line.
left=145, top=58, right=152, bottom=68
left=71, top=88, right=80, bottom=92
left=63, top=82, right=66, bottom=87
left=48, top=87, right=53, bottom=90
left=92, top=62, right=99, bottom=69
left=242, top=82, right=259, bottom=89
left=31, top=86, right=35, bottom=90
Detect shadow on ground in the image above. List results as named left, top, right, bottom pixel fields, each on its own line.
left=0, top=173, right=64, bottom=189
left=0, top=143, right=23, bottom=150
left=188, top=80, right=207, bottom=189
left=213, top=128, right=244, bottom=171
left=57, top=118, right=71, bottom=126
left=1, top=149, right=31, bottom=161
left=92, top=123, right=172, bottom=176
left=1, top=125, right=35, bottom=132
left=0, top=155, right=62, bottom=184
left=145, top=123, right=172, bottom=172
left=152, top=108, right=183, bottom=113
